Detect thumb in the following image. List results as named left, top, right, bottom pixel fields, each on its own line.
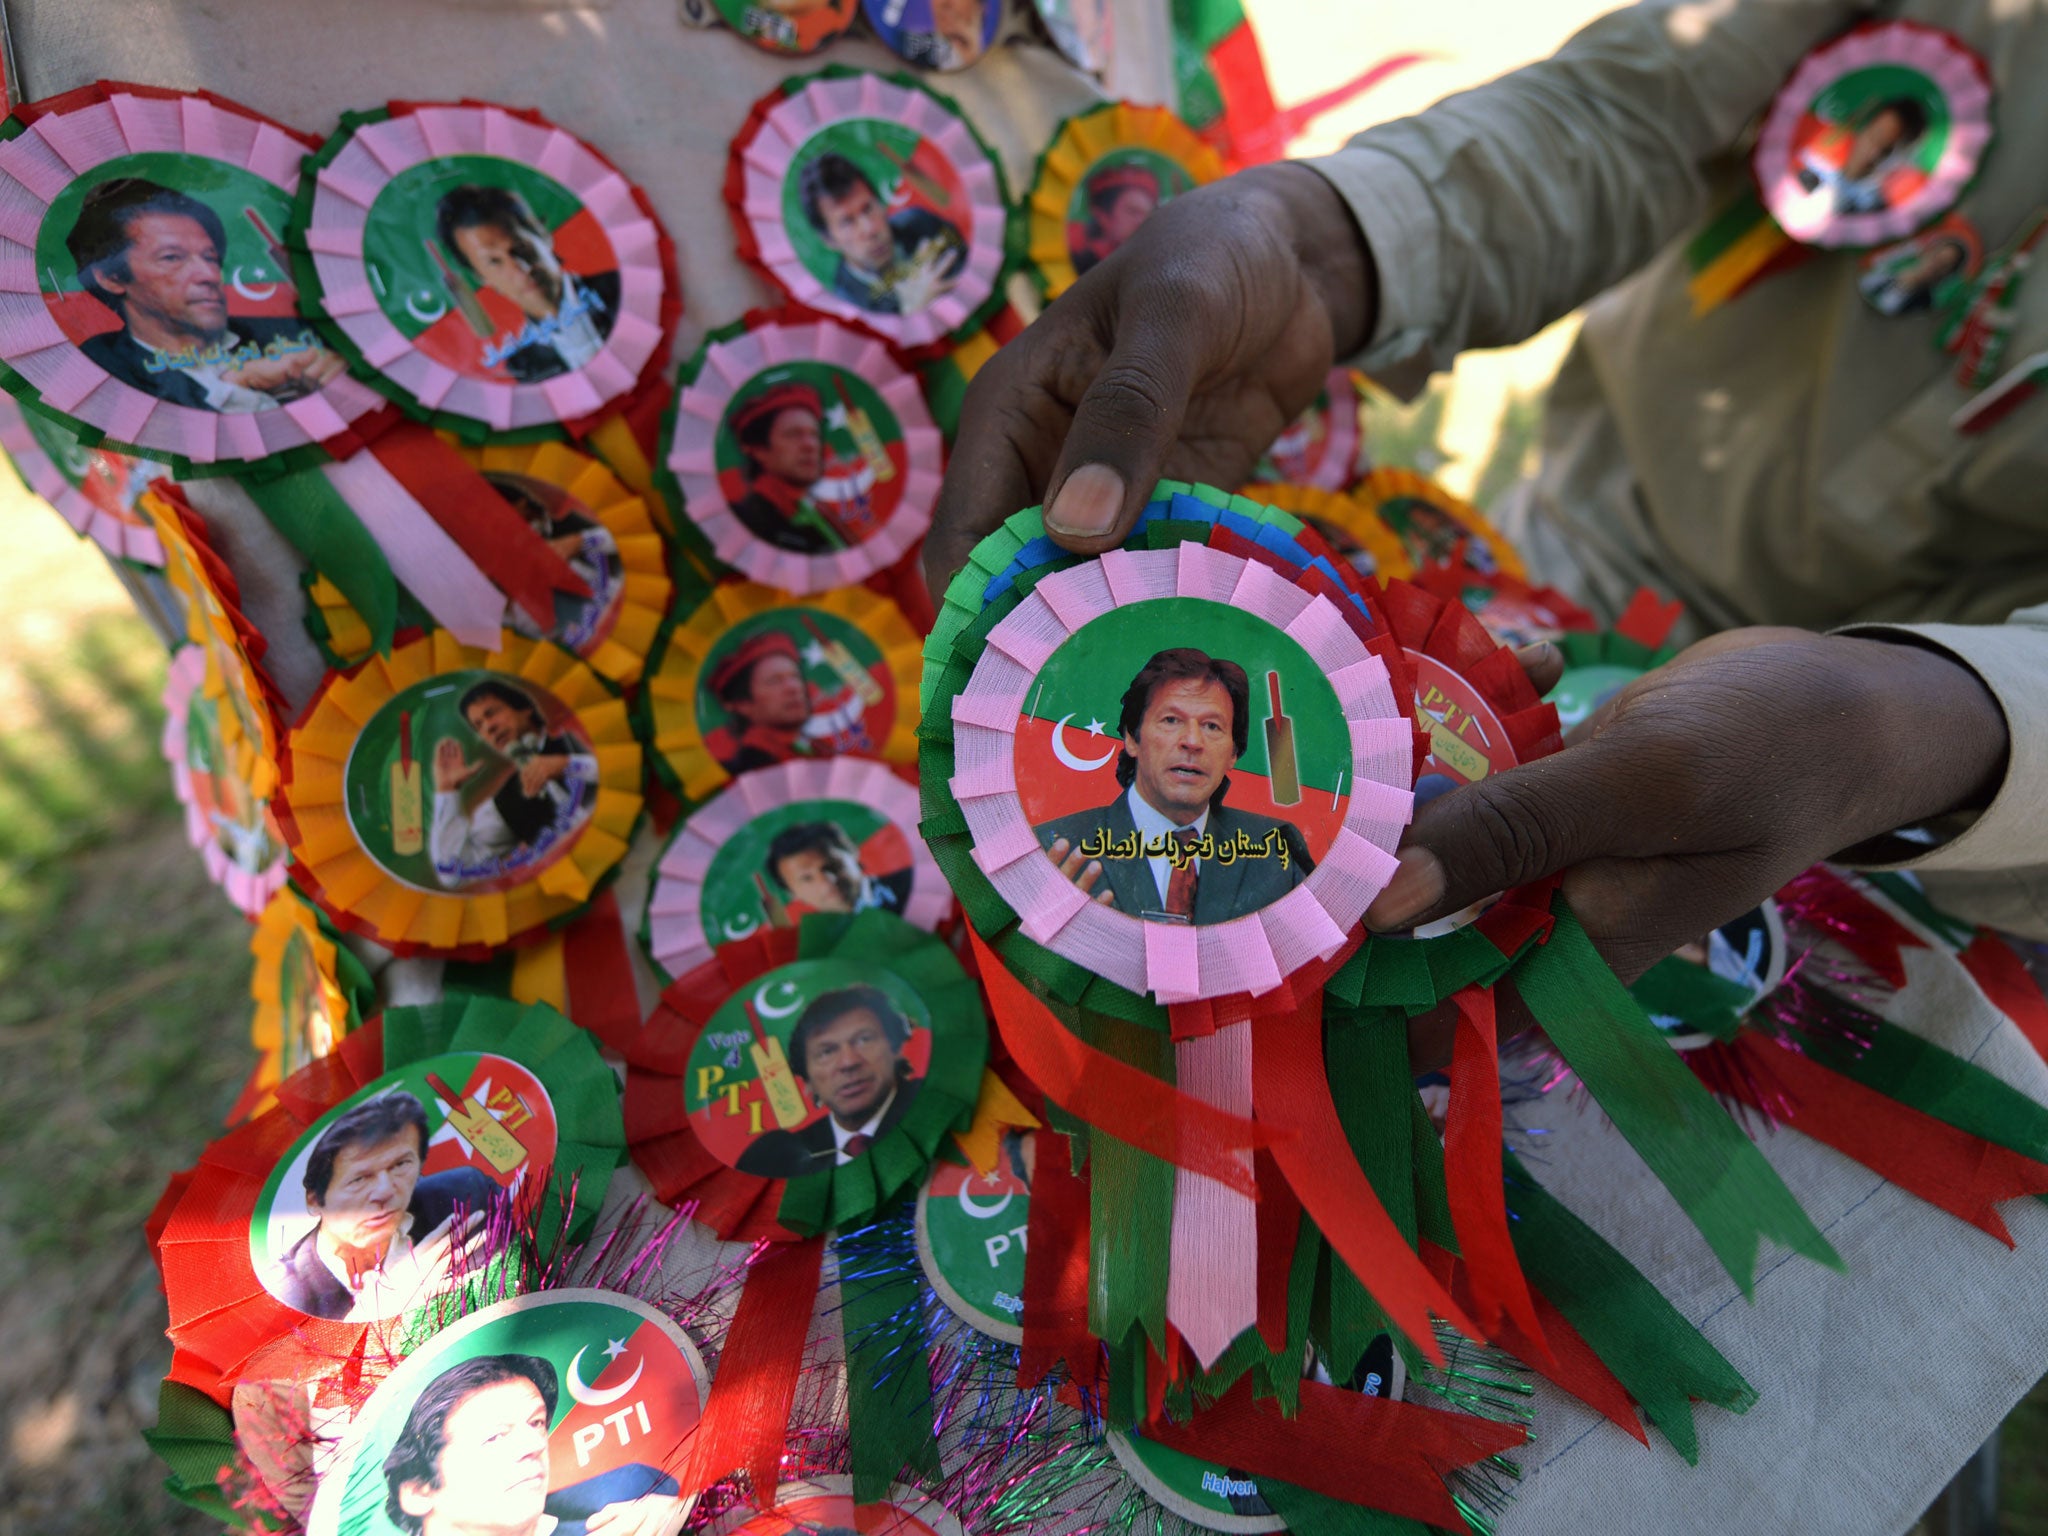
left=1040, top=288, right=1204, bottom=553
left=1365, top=748, right=1615, bottom=931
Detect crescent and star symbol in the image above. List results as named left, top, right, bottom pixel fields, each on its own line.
left=404, top=290, right=448, bottom=324
left=722, top=913, right=760, bottom=940
left=229, top=266, right=278, bottom=302
left=955, top=1179, right=1014, bottom=1220
left=1050, top=714, right=1116, bottom=773
left=565, top=1343, right=644, bottom=1407
left=752, top=978, right=804, bottom=1020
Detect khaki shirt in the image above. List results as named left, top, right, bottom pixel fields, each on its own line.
left=1308, top=0, right=2048, bottom=937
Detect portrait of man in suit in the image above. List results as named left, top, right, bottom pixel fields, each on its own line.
left=1033, top=647, right=1312, bottom=924
left=798, top=151, right=965, bottom=317
left=429, top=677, right=598, bottom=889
left=435, top=184, right=621, bottom=383
left=65, top=177, right=345, bottom=412
left=266, top=1091, right=497, bottom=1322
left=733, top=985, right=922, bottom=1179
left=763, top=820, right=911, bottom=920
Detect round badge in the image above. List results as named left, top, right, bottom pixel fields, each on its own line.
left=1643, top=901, right=1790, bottom=1052
left=644, top=758, right=948, bottom=981
left=1241, top=482, right=1413, bottom=585
left=305, top=1289, right=708, bottom=1536
left=461, top=443, right=672, bottom=686
left=295, top=103, right=673, bottom=434
left=1859, top=210, right=1983, bottom=316
left=0, top=394, right=167, bottom=564
left=1354, top=468, right=1524, bottom=579
left=642, top=581, right=922, bottom=801
left=249, top=1052, right=556, bottom=1325
left=714, top=0, right=859, bottom=53
left=250, top=889, right=365, bottom=1096
left=914, top=1132, right=1036, bottom=1342
left=712, top=1479, right=968, bottom=1536
left=1106, top=1339, right=1405, bottom=1534
left=0, top=83, right=379, bottom=469
left=1032, top=0, right=1113, bottom=74
left=1254, top=369, right=1372, bottom=491
left=1547, top=661, right=1639, bottom=732
left=864, top=0, right=1002, bottom=71
left=1024, top=102, right=1223, bottom=298
left=666, top=311, right=941, bottom=592
left=163, top=644, right=289, bottom=916
left=681, top=955, right=936, bottom=1181
left=729, top=68, right=1014, bottom=352
left=1754, top=20, right=1994, bottom=250
left=949, top=546, right=1411, bottom=1002
left=279, top=632, right=642, bottom=955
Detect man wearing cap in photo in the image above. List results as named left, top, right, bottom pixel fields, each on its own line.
left=728, top=378, right=884, bottom=554
left=702, top=626, right=876, bottom=776
left=1072, top=161, right=1163, bottom=278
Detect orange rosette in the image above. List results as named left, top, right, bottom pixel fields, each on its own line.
left=277, top=630, right=643, bottom=957
left=1241, top=480, right=1415, bottom=585
left=1353, top=468, right=1528, bottom=582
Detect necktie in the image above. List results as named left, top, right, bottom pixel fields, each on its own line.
left=840, top=1132, right=872, bottom=1162
left=331, top=1235, right=393, bottom=1289
left=1165, top=827, right=1201, bottom=918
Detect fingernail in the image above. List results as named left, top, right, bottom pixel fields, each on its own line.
left=1365, top=848, right=1445, bottom=931
left=1046, top=464, right=1125, bottom=538
left=1513, top=641, right=1559, bottom=671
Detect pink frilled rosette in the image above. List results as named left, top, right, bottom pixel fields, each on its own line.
left=296, top=102, right=673, bottom=435
left=0, top=83, right=385, bottom=470
left=0, top=393, right=165, bottom=563
left=1755, top=20, right=1994, bottom=250
left=162, top=644, right=289, bottom=917
left=642, top=756, right=950, bottom=980
left=665, top=310, right=942, bottom=593
left=727, top=67, right=1013, bottom=354
left=948, top=544, right=1411, bottom=1003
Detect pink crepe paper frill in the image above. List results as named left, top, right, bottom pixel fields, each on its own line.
left=162, top=645, right=288, bottom=918
left=1756, top=20, right=1994, bottom=249
left=667, top=313, right=941, bottom=594
left=948, top=544, right=1411, bottom=1002
left=642, top=757, right=950, bottom=979
left=304, top=104, right=669, bottom=434
left=731, top=72, right=1008, bottom=352
left=0, top=393, right=165, bottom=563
left=0, top=85, right=384, bottom=466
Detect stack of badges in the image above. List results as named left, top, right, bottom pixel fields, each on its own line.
left=0, top=393, right=167, bottom=564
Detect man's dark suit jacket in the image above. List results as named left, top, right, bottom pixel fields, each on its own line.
left=80, top=316, right=329, bottom=411
left=1032, top=789, right=1313, bottom=925
left=830, top=208, right=966, bottom=315
left=273, top=1165, right=498, bottom=1319
left=497, top=270, right=621, bottom=383
left=544, top=1463, right=681, bottom=1536
left=732, top=1072, right=920, bottom=1179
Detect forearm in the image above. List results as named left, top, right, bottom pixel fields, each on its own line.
left=1304, top=0, right=1862, bottom=383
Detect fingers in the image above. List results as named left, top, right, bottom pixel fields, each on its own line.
left=1366, top=748, right=1621, bottom=931
left=1513, top=641, right=1564, bottom=697
left=923, top=341, right=1066, bottom=600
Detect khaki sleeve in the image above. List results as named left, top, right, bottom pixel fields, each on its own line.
left=1301, top=0, right=1862, bottom=394
left=1834, top=609, right=2048, bottom=940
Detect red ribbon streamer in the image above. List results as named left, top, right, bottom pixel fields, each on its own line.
left=1442, top=986, right=1551, bottom=1361
left=560, top=891, right=642, bottom=1055
left=1731, top=1033, right=2048, bottom=1243
left=1959, top=931, right=2048, bottom=1064
left=1254, top=1146, right=1302, bottom=1354
left=1018, top=1129, right=1103, bottom=1397
left=969, top=932, right=1279, bottom=1197
left=1142, top=1376, right=1526, bottom=1528
left=366, top=422, right=589, bottom=629
left=678, top=1234, right=826, bottom=1497
left=1249, top=997, right=1470, bottom=1367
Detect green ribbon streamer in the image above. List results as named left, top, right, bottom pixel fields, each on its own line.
left=1089, top=1131, right=1174, bottom=1354
left=1629, top=956, right=1753, bottom=1043
left=1856, top=869, right=1978, bottom=950
left=1261, top=1481, right=1435, bottom=1536
left=242, top=463, right=399, bottom=656
left=1820, top=1017, right=2048, bottom=1165
left=142, top=1382, right=236, bottom=1521
left=1513, top=906, right=1840, bottom=1291
left=1503, top=1151, right=1755, bottom=1463
left=1317, top=1009, right=1420, bottom=1379
left=838, top=1221, right=944, bottom=1504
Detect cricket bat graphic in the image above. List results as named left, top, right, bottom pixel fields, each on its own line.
left=1263, top=671, right=1302, bottom=806
left=390, top=711, right=424, bottom=856
left=240, top=207, right=294, bottom=286
left=830, top=375, right=896, bottom=484
left=425, top=1073, right=530, bottom=1174
left=745, top=1000, right=809, bottom=1131
left=753, top=870, right=794, bottom=929
left=424, top=237, right=497, bottom=339
left=801, top=614, right=885, bottom=706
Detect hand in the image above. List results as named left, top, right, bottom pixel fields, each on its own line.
left=404, top=1207, right=489, bottom=1293
left=518, top=753, right=568, bottom=796
left=893, top=236, right=961, bottom=314
left=583, top=1494, right=685, bottom=1535
left=433, top=738, right=479, bottom=792
left=1368, top=629, right=2008, bottom=993
left=223, top=344, right=346, bottom=400
left=922, top=164, right=1375, bottom=598
left=1046, top=837, right=1115, bottom=908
